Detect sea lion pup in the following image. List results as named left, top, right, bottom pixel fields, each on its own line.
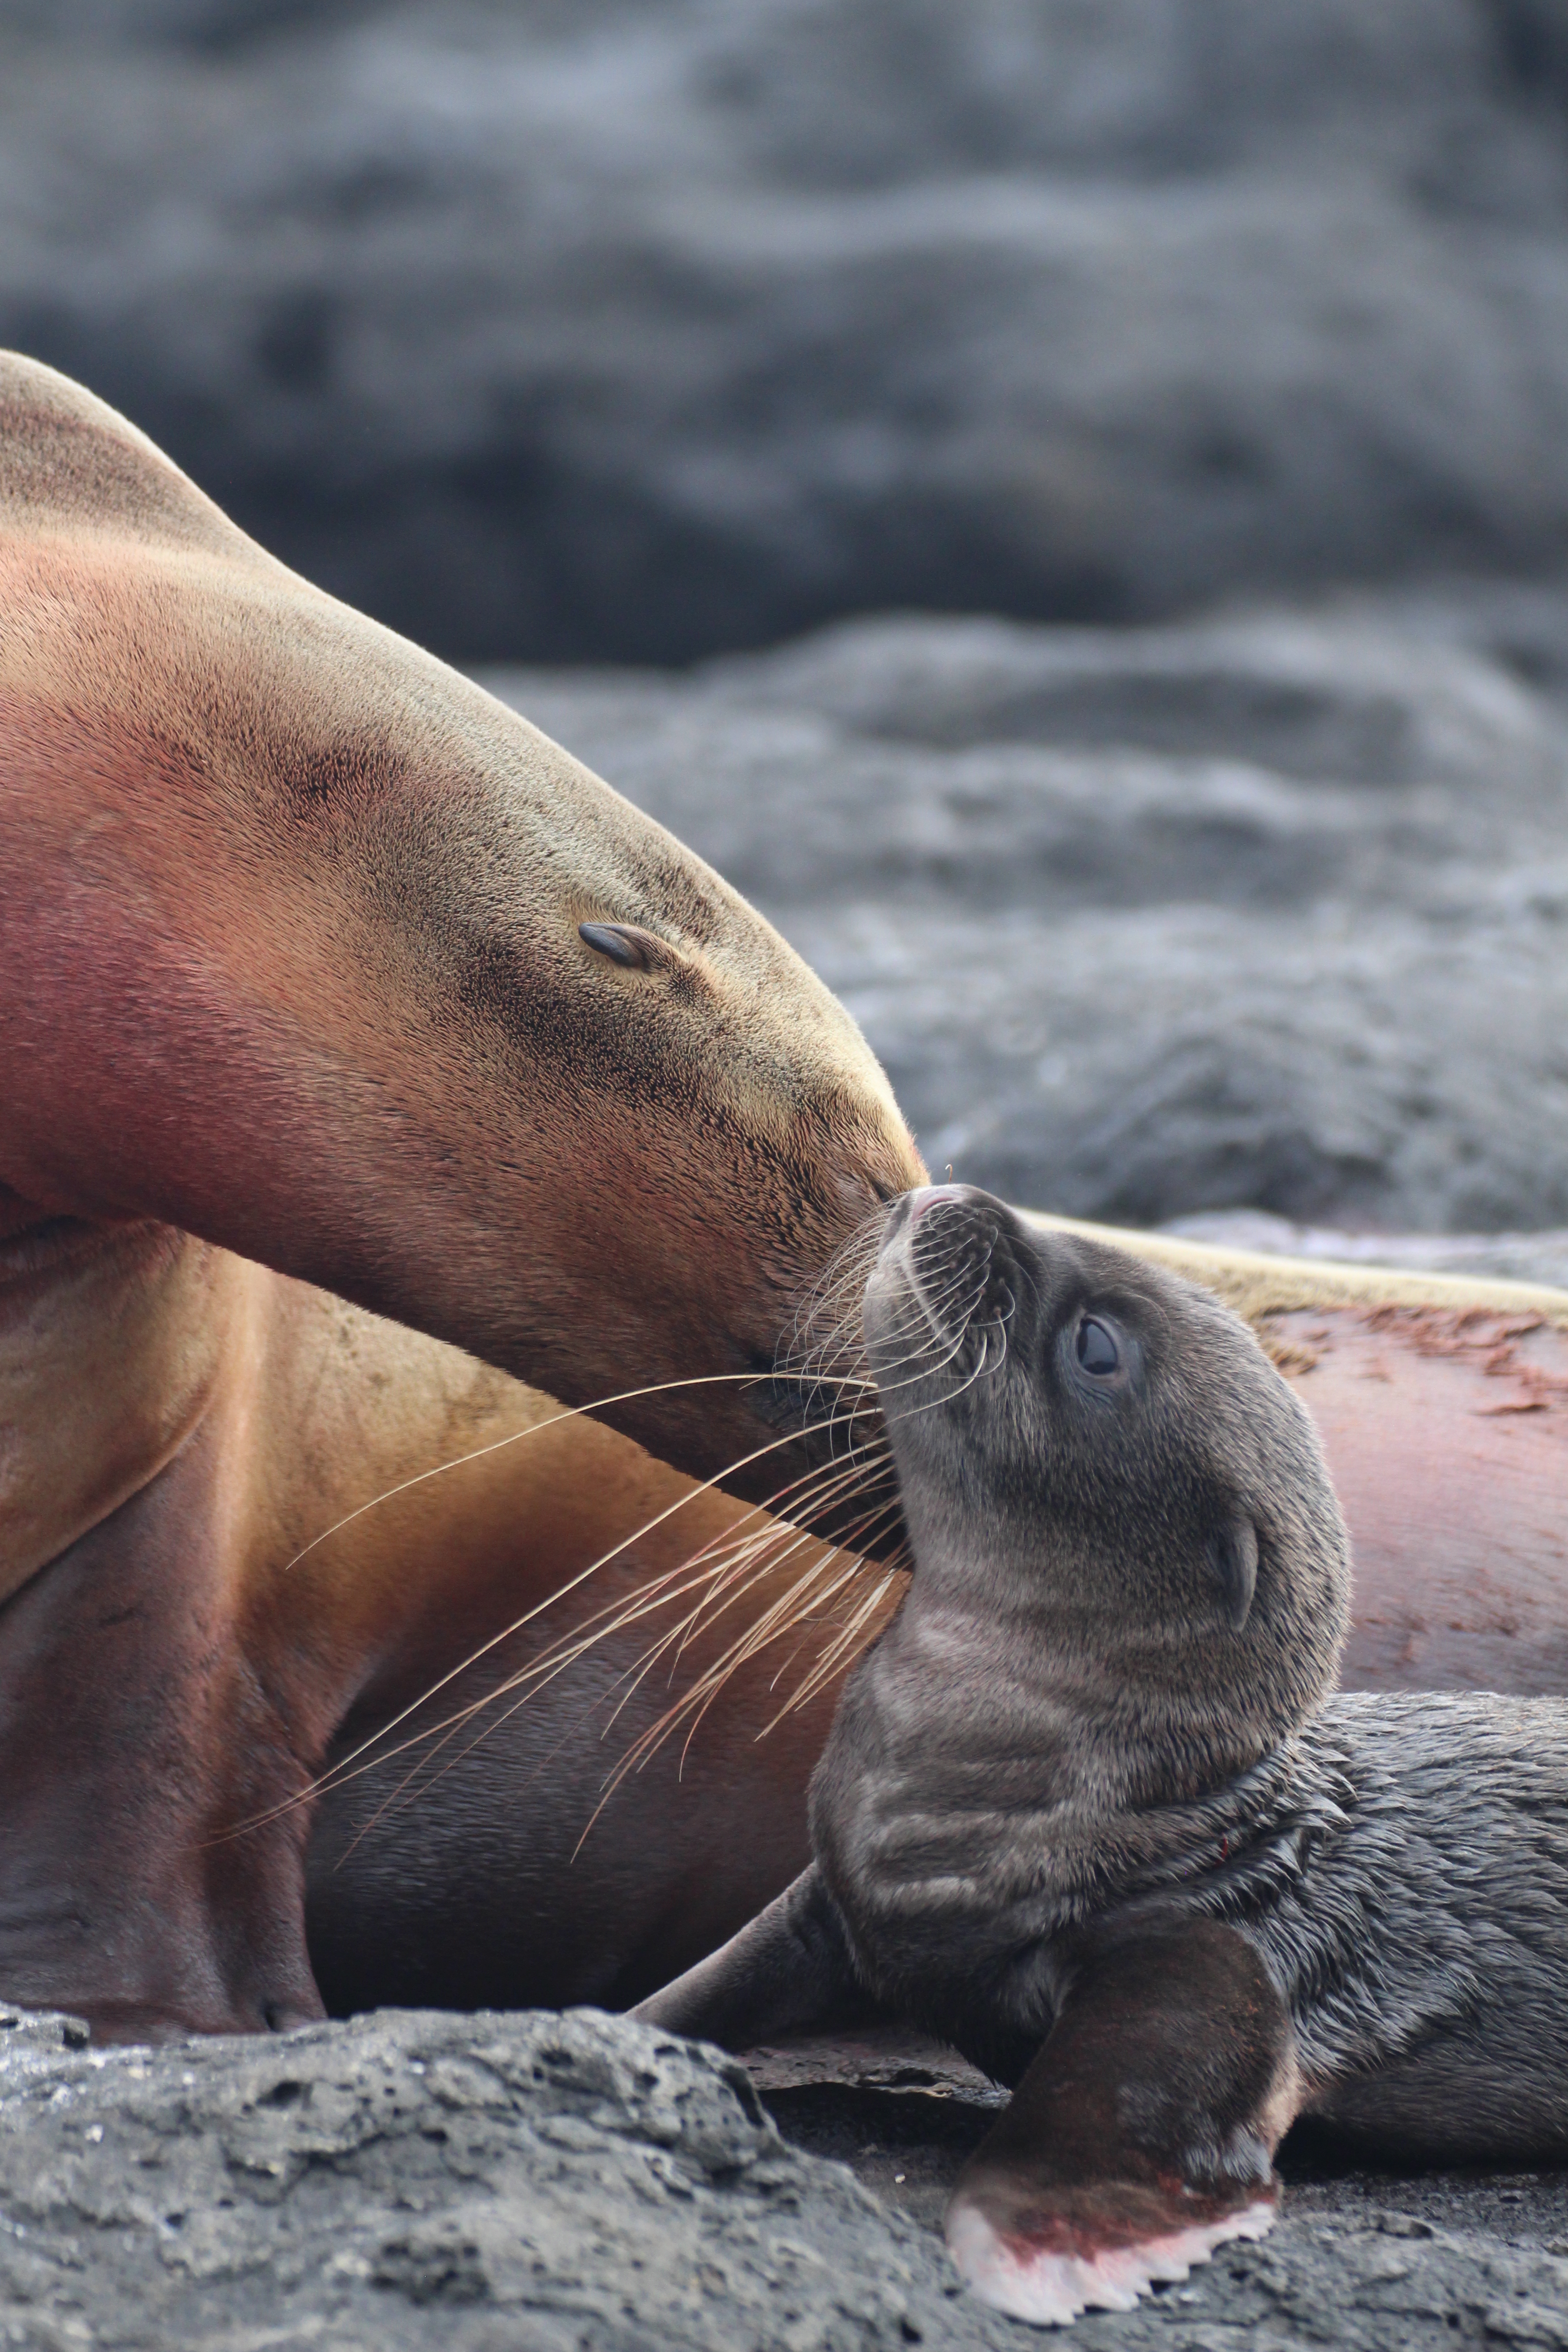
left=636, top=1186, right=1568, bottom=2325
left=0, top=350, right=922, bottom=2038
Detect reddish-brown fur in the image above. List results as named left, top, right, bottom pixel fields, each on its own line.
left=1269, top=1304, right=1568, bottom=1694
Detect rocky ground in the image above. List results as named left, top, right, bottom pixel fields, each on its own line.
left=484, top=580, right=1568, bottom=1243
left=9, top=1, right=1568, bottom=660
left=3, top=2003, right=1566, bottom=2352
left=0, top=2004, right=1004, bottom=2352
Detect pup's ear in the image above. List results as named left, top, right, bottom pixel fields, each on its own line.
left=1209, top=1516, right=1259, bottom=1632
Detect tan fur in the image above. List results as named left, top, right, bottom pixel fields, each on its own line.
left=1033, top=1210, right=1568, bottom=1329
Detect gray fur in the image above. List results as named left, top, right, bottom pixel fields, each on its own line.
left=805, top=1189, right=1568, bottom=2159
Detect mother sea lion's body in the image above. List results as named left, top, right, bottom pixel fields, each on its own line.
left=639, top=1189, right=1568, bottom=2324
left=3, top=351, right=1568, bottom=2042
left=0, top=353, right=922, bottom=2038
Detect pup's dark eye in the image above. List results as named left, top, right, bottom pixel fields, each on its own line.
left=1075, top=1316, right=1120, bottom=1376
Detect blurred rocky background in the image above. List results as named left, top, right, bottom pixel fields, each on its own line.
left=5, top=0, right=1568, bottom=1244
left=10, top=0, right=1568, bottom=662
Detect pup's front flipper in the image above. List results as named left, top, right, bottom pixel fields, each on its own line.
left=630, top=1863, right=868, bottom=2050
left=947, top=1921, right=1298, bottom=2327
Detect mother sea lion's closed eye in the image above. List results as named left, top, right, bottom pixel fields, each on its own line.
left=579, top=921, right=662, bottom=970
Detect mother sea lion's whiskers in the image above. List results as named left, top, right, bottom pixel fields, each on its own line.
left=772, top=1207, right=904, bottom=1428
left=760, top=1554, right=906, bottom=1731
left=662, top=1446, right=897, bottom=1670
left=463, top=1442, right=902, bottom=1753
left=571, top=1541, right=901, bottom=1853
left=268, top=1195, right=917, bottom=1872
left=339, top=1552, right=768, bottom=1850
left=351, top=1428, right=897, bottom=1813
left=502, top=1479, right=873, bottom=1746
left=336, top=1476, right=906, bottom=1864
left=633, top=1481, right=899, bottom=1713
left=650, top=1511, right=907, bottom=1776
left=261, top=1243, right=1005, bottom=1861
left=757, top=1538, right=903, bottom=1703
left=592, top=1255, right=1004, bottom=1751
left=227, top=1394, right=897, bottom=1845
left=779, top=1210, right=883, bottom=1349
left=278, top=1369, right=788, bottom=1578
left=590, top=1535, right=872, bottom=1763
left=783, top=1223, right=950, bottom=1368
left=339, top=1441, right=906, bottom=1854
left=220, top=1383, right=884, bottom=1844
left=603, top=1485, right=908, bottom=1766
left=660, top=1281, right=1013, bottom=1771
left=236, top=1211, right=993, bottom=1856
left=730, top=1497, right=909, bottom=1701
left=333, top=1532, right=773, bottom=1857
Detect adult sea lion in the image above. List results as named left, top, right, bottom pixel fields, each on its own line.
left=637, top=1186, right=1568, bottom=2324
left=0, top=351, right=923, bottom=2038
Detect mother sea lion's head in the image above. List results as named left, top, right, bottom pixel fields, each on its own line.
left=0, top=353, right=925, bottom=1509
left=860, top=1186, right=1350, bottom=1775
left=351, top=683, right=929, bottom=1496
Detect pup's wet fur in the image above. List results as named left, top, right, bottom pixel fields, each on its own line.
left=637, top=1186, right=1568, bottom=2325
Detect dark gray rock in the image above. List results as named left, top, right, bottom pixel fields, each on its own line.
left=481, top=589, right=1568, bottom=1232
left=770, top=2073, right=1568, bottom=2352
left=5, top=2004, right=1568, bottom=2349
left=0, top=2003, right=1011, bottom=2351
left=9, top=3, right=1568, bottom=657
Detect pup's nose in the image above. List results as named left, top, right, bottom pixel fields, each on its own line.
left=906, top=1183, right=976, bottom=1225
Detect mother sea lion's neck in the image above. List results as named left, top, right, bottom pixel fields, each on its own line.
left=0, top=1192, right=521, bottom=1617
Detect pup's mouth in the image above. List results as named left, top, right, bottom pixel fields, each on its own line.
left=869, top=1186, right=1023, bottom=1389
